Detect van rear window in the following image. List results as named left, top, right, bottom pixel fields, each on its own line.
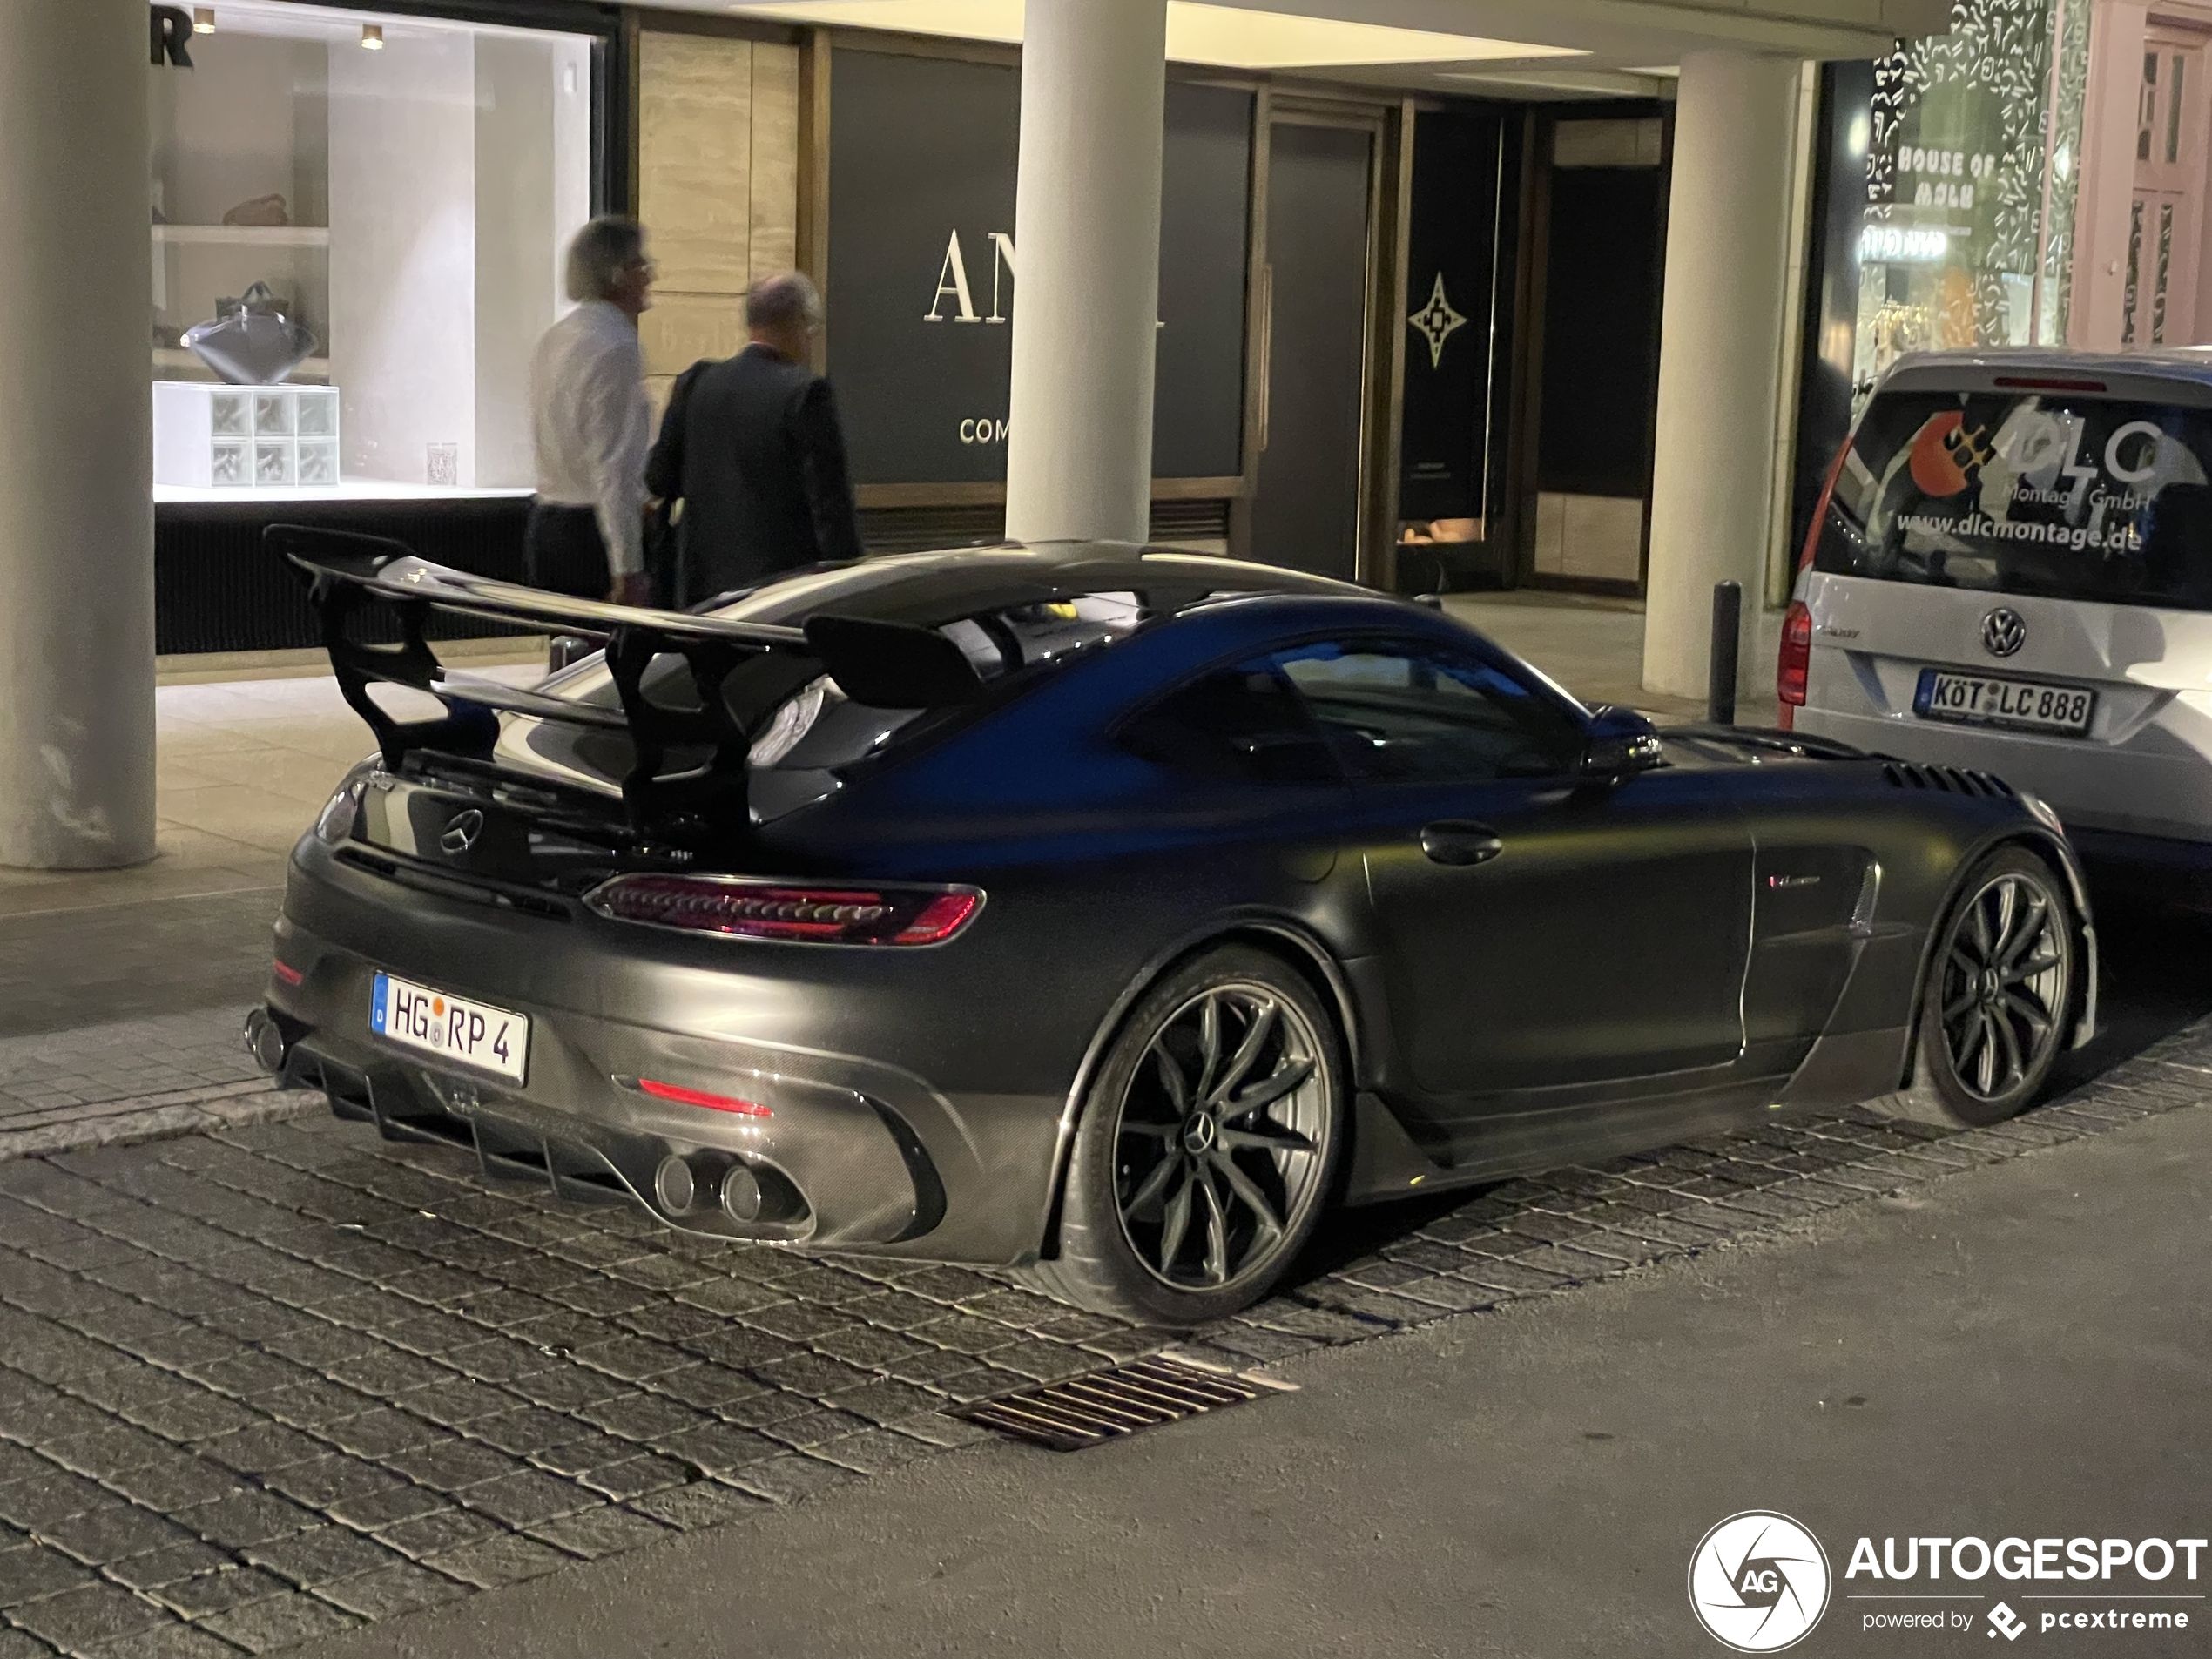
left=1811, top=388, right=2212, bottom=610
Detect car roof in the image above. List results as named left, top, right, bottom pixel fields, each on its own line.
left=701, top=540, right=1367, bottom=630
left=1876, top=346, right=2212, bottom=405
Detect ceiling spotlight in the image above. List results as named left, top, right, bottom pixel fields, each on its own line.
left=360, top=23, right=383, bottom=49
left=192, top=7, right=215, bottom=32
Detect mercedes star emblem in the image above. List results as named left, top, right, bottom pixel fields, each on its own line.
left=1980, top=607, right=2027, bottom=658
left=439, top=809, right=485, bottom=856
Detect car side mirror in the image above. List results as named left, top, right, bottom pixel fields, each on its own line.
left=1579, top=705, right=1663, bottom=781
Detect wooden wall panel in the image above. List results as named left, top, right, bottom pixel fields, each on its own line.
left=637, top=26, right=802, bottom=427
left=749, top=43, right=801, bottom=282
left=639, top=32, right=755, bottom=295
left=640, top=292, right=750, bottom=379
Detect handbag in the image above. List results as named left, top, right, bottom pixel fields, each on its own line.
left=183, top=282, right=318, bottom=385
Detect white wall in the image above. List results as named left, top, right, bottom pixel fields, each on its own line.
left=327, top=30, right=477, bottom=484
left=473, top=35, right=594, bottom=488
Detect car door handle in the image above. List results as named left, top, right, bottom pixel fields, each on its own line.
left=1419, top=821, right=1503, bottom=867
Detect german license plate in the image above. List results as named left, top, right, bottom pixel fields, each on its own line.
left=1913, top=669, right=2096, bottom=737
left=370, top=972, right=528, bottom=1082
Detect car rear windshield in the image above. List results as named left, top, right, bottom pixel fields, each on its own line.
left=1811, top=385, right=2212, bottom=610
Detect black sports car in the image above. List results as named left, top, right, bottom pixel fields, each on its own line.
left=251, top=532, right=2097, bottom=1325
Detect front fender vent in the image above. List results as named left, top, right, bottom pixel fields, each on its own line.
left=954, top=1354, right=1293, bottom=1451
left=1880, top=760, right=2016, bottom=799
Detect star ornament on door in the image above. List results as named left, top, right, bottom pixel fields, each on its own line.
left=1408, top=272, right=1468, bottom=370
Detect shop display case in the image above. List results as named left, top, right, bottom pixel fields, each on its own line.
left=146, top=0, right=603, bottom=655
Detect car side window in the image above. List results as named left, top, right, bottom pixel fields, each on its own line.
left=1118, top=659, right=1343, bottom=785
left=1271, top=638, right=1585, bottom=784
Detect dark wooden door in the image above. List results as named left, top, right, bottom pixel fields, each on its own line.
left=1251, top=121, right=1375, bottom=581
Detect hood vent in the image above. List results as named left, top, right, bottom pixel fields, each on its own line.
left=1880, top=760, right=2015, bottom=799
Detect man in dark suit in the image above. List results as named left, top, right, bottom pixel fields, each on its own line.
left=645, top=272, right=866, bottom=604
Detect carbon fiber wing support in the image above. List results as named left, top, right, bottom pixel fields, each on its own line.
left=267, top=523, right=978, bottom=844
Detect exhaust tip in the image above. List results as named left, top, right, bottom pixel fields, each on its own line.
left=653, top=1154, right=697, bottom=1214
left=242, top=1008, right=287, bottom=1074
left=721, top=1163, right=763, bottom=1224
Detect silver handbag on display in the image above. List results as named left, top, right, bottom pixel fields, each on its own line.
left=182, top=282, right=319, bottom=385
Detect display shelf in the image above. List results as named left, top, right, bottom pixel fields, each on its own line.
left=152, top=347, right=330, bottom=381
left=152, top=224, right=331, bottom=247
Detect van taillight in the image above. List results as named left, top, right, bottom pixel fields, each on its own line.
left=584, top=874, right=983, bottom=945
left=1777, top=601, right=1813, bottom=727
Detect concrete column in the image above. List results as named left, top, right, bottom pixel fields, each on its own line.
left=1642, top=50, right=1802, bottom=702
left=1003, top=0, right=1167, bottom=545
left=0, top=0, right=157, bottom=868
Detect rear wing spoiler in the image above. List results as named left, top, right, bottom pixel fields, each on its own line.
left=269, top=523, right=983, bottom=842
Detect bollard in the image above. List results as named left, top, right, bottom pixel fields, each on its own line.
left=1708, top=580, right=1742, bottom=726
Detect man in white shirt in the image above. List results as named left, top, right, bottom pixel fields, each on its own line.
left=528, top=217, right=656, bottom=604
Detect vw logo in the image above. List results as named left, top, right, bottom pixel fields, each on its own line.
left=1981, top=607, right=2027, bottom=658
left=1688, top=1512, right=1831, bottom=1652
left=438, top=809, right=485, bottom=857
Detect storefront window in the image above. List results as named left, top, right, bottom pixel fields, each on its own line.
left=148, top=2, right=595, bottom=499
left=1853, top=0, right=2087, bottom=412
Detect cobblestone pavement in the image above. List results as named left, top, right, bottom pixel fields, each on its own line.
left=0, top=1015, right=313, bottom=1163
left=0, top=1027, right=2204, bottom=1656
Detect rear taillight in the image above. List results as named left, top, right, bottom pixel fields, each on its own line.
left=1777, top=600, right=1812, bottom=725
left=585, top=874, right=984, bottom=946
left=635, top=1078, right=771, bottom=1116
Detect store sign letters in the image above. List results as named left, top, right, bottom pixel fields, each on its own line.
left=925, top=231, right=1017, bottom=323
left=150, top=4, right=194, bottom=67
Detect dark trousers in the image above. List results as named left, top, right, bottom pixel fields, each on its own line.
left=524, top=502, right=610, bottom=599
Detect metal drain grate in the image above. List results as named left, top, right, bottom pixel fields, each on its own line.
left=953, top=1354, right=1294, bottom=1451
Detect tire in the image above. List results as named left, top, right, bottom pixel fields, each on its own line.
left=1885, top=846, right=2078, bottom=1130
left=1026, top=944, right=1345, bottom=1327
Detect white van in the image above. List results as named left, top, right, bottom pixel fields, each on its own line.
left=1785, top=348, right=2212, bottom=874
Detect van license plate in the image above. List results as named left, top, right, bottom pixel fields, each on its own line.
left=370, top=972, right=529, bottom=1082
left=1914, top=669, right=2095, bottom=737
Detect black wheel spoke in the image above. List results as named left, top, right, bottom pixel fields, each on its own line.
left=1150, top=1042, right=1190, bottom=1116
left=1157, top=1170, right=1194, bottom=1271
left=1953, top=1009, right=1988, bottom=1073
left=1191, top=995, right=1224, bottom=1104
left=1997, top=894, right=2048, bottom=968
left=1973, top=1013, right=2000, bottom=1094
left=2003, top=988, right=2052, bottom=1032
left=1197, top=1172, right=1230, bottom=1286
left=2005, top=952, right=2061, bottom=984
left=1993, top=1009, right=2026, bottom=1089
left=1210, top=1153, right=1285, bottom=1247
left=1217, top=1121, right=1316, bottom=1154
left=1226, top=1056, right=1317, bottom=1117
left=1205, top=999, right=1278, bottom=1109
left=1122, top=1150, right=1182, bottom=1218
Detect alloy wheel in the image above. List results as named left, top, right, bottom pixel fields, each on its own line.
left=1112, top=983, right=1331, bottom=1293
left=1938, top=871, right=2068, bottom=1102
